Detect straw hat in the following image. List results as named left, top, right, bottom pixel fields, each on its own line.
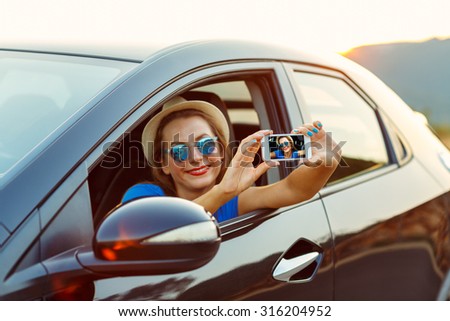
left=141, top=97, right=230, bottom=164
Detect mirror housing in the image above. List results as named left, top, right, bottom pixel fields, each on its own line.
left=78, top=197, right=220, bottom=276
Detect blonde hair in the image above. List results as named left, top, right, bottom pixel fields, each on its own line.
left=277, top=135, right=296, bottom=148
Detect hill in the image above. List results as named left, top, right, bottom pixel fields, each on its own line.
left=343, top=38, right=450, bottom=127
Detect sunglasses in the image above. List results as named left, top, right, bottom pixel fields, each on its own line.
left=278, top=141, right=291, bottom=148
left=166, top=137, right=218, bottom=162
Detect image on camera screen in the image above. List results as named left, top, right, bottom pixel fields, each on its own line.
left=268, top=134, right=306, bottom=160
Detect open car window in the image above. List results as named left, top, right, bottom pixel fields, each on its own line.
left=88, top=71, right=288, bottom=225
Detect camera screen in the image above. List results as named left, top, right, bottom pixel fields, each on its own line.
left=267, top=134, right=306, bottom=160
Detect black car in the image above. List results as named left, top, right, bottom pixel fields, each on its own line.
left=1, top=40, right=449, bottom=300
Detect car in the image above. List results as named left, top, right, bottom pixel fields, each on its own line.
left=1, top=40, right=449, bottom=301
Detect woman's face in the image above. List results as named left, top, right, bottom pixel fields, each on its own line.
left=161, top=115, right=222, bottom=197
left=279, top=137, right=292, bottom=153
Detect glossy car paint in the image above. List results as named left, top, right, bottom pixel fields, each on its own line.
left=0, top=40, right=449, bottom=300
left=93, top=201, right=334, bottom=300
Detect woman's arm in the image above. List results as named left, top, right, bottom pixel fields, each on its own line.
left=194, top=122, right=340, bottom=216
left=238, top=121, right=341, bottom=214
left=192, top=184, right=234, bottom=214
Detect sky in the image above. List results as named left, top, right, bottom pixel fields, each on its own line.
left=1, top=0, right=450, bottom=53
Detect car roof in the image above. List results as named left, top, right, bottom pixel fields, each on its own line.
left=0, top=42, right=162, bottom=62
left=0, top=39, right=347, bottom=68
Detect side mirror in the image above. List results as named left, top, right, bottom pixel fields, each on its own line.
left=77, top=197, right=220, bottom=276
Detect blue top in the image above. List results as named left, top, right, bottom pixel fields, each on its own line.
left=273, top=149, right=300, bottom=159
left=122, top=183, right=239, bottom=223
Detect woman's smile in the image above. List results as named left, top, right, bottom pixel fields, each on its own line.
left=187, top=165, right=210, bottom=176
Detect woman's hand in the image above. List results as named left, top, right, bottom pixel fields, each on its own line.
left=237, top=121, right=340, bottom=214
left=218, top=129, right=278, bottom=196
left=291, top=120, right=340, bottom=167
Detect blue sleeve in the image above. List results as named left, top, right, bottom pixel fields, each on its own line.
left=274, top=150, right=283, bottom=159
left=213, top=196, right=239, bottom=223
left=121, top=184, right=165, bottom=203
left=123, top=184, right=237, bottom=223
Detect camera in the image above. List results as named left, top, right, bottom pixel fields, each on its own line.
left=261, top=133, right=311, bottom=161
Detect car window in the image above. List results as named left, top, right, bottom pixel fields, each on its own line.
left=381, top=112, right=411, bottom=165
left=88, top=73, right=286, bottom=224
left=292, top=72, right=389, bottom=184
left=0, top=51, right=135, bottom=178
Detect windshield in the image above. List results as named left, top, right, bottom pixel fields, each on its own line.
left=0, top=51, right=136, bottom=177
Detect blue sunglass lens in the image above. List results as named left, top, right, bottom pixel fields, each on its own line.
left=198, top=138, right=216, bottom=155
left=169, top=138, right=216, bottom=162
left=171, top=145, right=189, bottom=162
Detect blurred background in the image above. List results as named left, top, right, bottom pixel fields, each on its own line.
left=1, top=0, right=449, bottom=146
left=343, top=38, right=450, bottom=148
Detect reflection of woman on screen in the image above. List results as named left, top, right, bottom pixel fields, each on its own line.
left=270, top=136, right=304, bottom=159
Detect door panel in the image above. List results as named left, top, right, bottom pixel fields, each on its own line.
left=323, top=160, right=445, bottom=300
left=93, top=201, right=333, bottom=300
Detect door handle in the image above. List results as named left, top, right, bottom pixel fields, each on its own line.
left=272, top=239, right=323, bottom=283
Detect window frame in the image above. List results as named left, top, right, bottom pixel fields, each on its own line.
left=379, top=109, right=413, bottom=167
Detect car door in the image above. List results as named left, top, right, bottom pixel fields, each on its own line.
left=88, top=61, right=335, bottom=300
left=285, top=63, right=447, bottom=300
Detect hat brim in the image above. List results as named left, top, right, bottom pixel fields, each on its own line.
left=141, top=100, right=230, bottom=165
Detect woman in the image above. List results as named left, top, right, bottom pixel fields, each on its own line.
left=122, top=98, right=340, bottom=222
left=270, top=135, right=304, bottom=159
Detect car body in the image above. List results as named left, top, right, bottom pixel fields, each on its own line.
left=0, top=40, right=449, bottom=300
